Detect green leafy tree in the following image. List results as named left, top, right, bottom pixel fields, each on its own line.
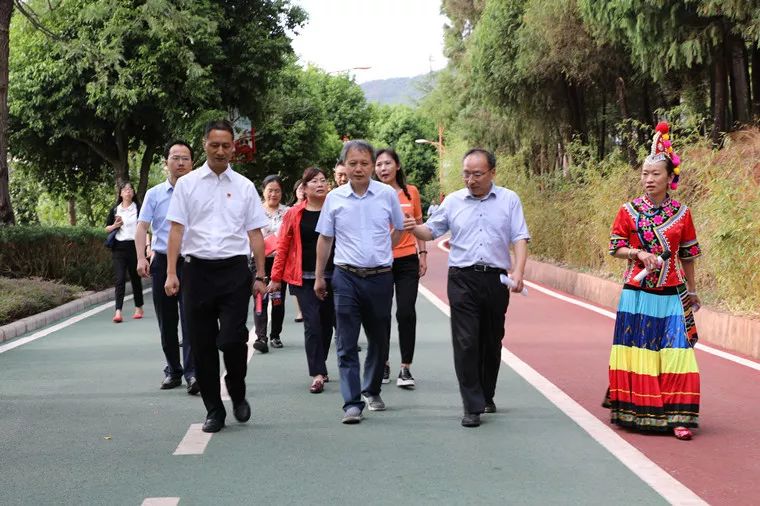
left=238, top=62, right=341, bottom=191
left=370, top=104, right=438, bottom=200
left=9, top=0, right=306, bottom=201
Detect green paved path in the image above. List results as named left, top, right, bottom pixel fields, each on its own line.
left=0, top=290, right=665, bottom=505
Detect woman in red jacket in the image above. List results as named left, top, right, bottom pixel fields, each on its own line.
left=269, top=167, right=335, bottom=393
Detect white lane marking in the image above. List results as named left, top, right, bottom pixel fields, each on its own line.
left=501, top=347, right=707, bottom=506
left=173, top=423, right=213, bottom=456
left=220, top=331, right=257, bottom=401
left=141, top=498, right=180, bottom=506
left=0, top=289, right=152, bottom=355
left=435, top=238, right=760, bottom=371
left=418, top=285, right=707, bottom=505
left=176, top=329, right=257, bottom=455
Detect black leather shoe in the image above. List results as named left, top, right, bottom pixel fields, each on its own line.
left=202, top=416, right=224, bottom=433
left=484, top=401, right=496, bottom=414
left=160, top=376, right=182, bottom=390
left=233, top=399, right=251, bottom=423
left=253, top=338, right=269, bottom=354
left=461, top=413, right=481, bottom=427
left=186, top=377, right=200, bottom=395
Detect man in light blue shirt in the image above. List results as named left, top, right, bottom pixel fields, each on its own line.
left=135, top=140, right=197, bottom=394
left=406, top=148, right=530, bottom=428
left=314, top=140, right=405, bottom=424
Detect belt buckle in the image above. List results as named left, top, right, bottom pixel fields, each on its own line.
left=473, top=264, right=487, bottom=272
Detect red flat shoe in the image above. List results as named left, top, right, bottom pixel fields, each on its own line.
left=112, top=314, right=123, bottom=323
left=132, top=311, right=143, bottom=320
left=674, top=427, right=693, bottom=440
left=309, top=378, right=324, bottom=394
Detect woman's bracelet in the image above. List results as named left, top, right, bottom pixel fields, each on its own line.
left=687, top=291, right=698, bottom=296
left=418, top=251, right=428, bottom=255
left=627, top=248, right=639, bottom=260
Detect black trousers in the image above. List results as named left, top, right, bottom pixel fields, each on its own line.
left=291, top=278, right=334, bottom=377
left=447, top=268, right=510, bottom=414
left=253, top=256, right=287, bottom=340
left=150, top=253, right=194, bottom=380
left=386, top=254, right=419, bottom=365
left=182, top=255, right=251, bottom=419
left=111, top=239, right=143, bottom=310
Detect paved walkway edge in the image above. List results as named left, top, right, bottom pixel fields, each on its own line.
left=0, top=281, right=151, bottom=344
left=524, top=258, right=760, bottom=360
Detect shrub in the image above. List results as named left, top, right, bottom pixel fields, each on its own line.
left=0, top=226, right=113, bottom=290
left=0, top=278, right=83, bottom=326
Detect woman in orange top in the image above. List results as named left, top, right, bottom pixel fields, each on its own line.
left=374, top=148, right=427, bottom=387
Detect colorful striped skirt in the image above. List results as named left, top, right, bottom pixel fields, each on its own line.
left=608, top=285, right=700, bottom=431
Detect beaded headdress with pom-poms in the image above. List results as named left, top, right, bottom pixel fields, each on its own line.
left=644, top=121, right=682, bottom=190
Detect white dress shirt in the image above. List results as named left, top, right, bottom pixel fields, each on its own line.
left=316, top=179, right=405, bottom=268
left=115, top=202, right=139, bottom=241
left=166, top=163, right=269, bottom=259
left=425, top=184, right=530, bottom=270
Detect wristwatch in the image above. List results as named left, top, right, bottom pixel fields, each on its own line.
left=255, top=276, right=267, bottom=282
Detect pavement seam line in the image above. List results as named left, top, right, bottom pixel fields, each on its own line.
left=435, top=238, right=760, bottom=371
left=418, top=281, right=708, bottom=506
left=0, top=289, right=152, bottom=355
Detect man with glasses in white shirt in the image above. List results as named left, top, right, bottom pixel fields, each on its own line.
left=136, top=140, right=197, bottom=395
left=405, top=148, right=530, bottom=428
left=165, top=120, right=269, bottom=433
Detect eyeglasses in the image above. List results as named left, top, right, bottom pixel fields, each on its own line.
left=462, top=172, right=487, bottom=180
left=169, top=156, right=191, bottom=162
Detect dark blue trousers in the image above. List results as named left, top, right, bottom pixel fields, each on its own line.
left=151, top=253, right=194, bottom=381
left=291, top=278, right=334, bottom=377
left=332, top=268, right=393, bottom=411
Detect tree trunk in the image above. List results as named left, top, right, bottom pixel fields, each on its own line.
left=728, top=34, right=751, bottom=125
left=711, top=49, right=729, bottom=148
left=615, top=77, right=638, bottom=166
left=137, top=143, right=157, bottom=202
left=67, top=196, right=76, bottom=226
left=598, top=90, right=606, bottom=160
left=0, top=0, right=15, bottom=225
left=751, top=43, right=760, bottom=119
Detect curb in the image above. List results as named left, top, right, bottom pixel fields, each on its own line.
left=524, top=258, right=760, bottom=360
left=0, top=281, right=151, bottom=344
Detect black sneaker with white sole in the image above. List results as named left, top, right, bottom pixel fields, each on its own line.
left=381, top=364, right=390, bottom=384
left=397, top=367, right=415, bottom=388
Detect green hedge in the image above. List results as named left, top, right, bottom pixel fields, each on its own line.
left=0, top=226, right=113, bottom=290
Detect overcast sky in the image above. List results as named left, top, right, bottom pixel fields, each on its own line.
left=290, top=0, right=449, bottom=83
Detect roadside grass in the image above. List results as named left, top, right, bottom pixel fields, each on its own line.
left=0, top=277, right=84, bottom=326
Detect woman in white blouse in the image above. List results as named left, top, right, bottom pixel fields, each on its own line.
left=105, top=182, right=145, bottom=323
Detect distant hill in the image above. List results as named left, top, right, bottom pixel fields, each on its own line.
left=360, top=74, right=435, bottom=106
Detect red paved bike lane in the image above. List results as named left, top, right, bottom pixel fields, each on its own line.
left=421, top=239, right=760, bottom=505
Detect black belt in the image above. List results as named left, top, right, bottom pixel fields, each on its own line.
left=450, top=264, right=507, bottom=275
left=336, top=264, right=392, bottom=278
left=185, top=255, right=247, bottom=266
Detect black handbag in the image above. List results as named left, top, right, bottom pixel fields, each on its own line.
left=104, top=229, right=118, bottom=249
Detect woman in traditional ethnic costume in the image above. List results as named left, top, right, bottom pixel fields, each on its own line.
left=606, top=122, right=701, bottom=440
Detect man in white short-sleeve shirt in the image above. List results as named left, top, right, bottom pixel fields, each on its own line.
left=165, top=120, right=268, bottom=434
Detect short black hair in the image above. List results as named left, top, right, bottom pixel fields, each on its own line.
left=339, top=139, right=375, bottom=165
left=204, top=119, right=234, bottom=139
left=262, top=174, right=283, bottom=192
left=463, top=148, right=496, bottom=170
left=163, top=139, right=194, bottom=160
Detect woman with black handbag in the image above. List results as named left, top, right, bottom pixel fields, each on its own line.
left=105, top=182, right=145, bottom=323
